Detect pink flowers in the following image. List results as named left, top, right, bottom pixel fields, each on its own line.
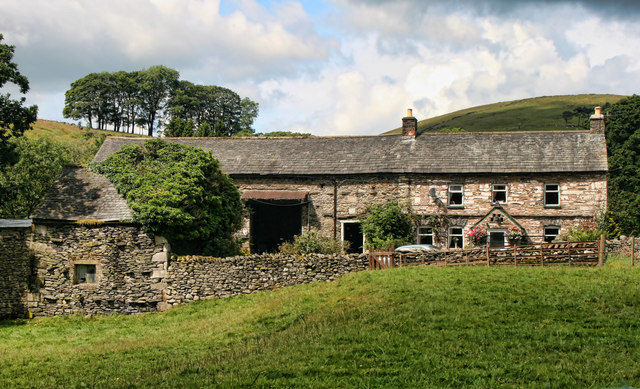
left=467, top=225, right=487, bottom=246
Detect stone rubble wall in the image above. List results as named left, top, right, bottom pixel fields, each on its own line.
left=27, top=224, right=167, bottom=316
left=0, top=227, right=31, bottom=319
left=164, top=253, right=369, bottom=307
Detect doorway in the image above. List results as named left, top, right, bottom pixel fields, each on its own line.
left=249, top=200, right=302, bottom=253
left=342, top=221, right=364, bottom=254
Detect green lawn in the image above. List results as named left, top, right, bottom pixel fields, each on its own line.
left=1, top=263, right=639, bottom=388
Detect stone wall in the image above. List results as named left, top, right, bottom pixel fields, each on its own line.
left=28, top=223, right=167, bottom=316
left=164, top=253, right=368, bottom=307
left=0, top=227, right=31, bottom=319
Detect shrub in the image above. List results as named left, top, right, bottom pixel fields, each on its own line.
left=278, top=231, right=348, bottom=255
left=91, top=138, right=243, bottom=257
left=360, top=200, right=416, bottom=250
left=467, top=225, right=487, bottom=246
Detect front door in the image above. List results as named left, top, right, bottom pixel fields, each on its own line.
left=489, top=231, right=506, bottom=247
left=342, top=222, right=364, bottom=254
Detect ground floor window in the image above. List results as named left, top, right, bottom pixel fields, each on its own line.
left=74, top=264, right=96, bottom=284
left=544, top=226, right=560, bottom=243
left=449, top=227, right=464, bottom=249
left=418, top=226, right=434, bottom=245
left=489, top=230, right=506, bottom=247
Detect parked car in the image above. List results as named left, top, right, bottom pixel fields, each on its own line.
left=394, top=244, right=440, bottom=253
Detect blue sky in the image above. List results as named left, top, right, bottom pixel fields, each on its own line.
left=1, top=0, right=640, bottom=135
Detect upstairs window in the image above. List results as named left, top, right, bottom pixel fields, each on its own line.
left=544, top=227, right=560, bottom=243
left=544, top=184, right=560, bottom=206
left=492, top=184, right=507, bottom=203
left=448, top=184, right=463, bottom=207
left=449, top=227, right=464, bottom=249
left=418, top=227, right=434, bottom=245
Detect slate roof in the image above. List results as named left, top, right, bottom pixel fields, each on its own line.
left=93, top=131, right=608, bottom=175
left=31, top=167, right=133, bottom=222
left=0, top=219, right=32, bottom=228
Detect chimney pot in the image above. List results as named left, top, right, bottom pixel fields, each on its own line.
left=407, top=108, right=413, bottom=117
left=590, top=106, right=605, bottom=133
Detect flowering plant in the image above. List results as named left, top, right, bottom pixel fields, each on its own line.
left=467, top=225, right=487, bottom=246
left=507, top=226, right=526, bottom=244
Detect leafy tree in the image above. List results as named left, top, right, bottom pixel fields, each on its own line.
left=138, top=65, right=179, bottom=136
left=90, top=138, right=243, bottom=256
left=562, top=110, right=574, bottom=126
left=605, top=95, right=640, bottom=235
left=360, top=200, right=416, bottom=249
left=0, top=33, right=38, bottom=165
left=0, top=137, right=73, bottom=218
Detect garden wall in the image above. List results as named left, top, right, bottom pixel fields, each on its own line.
left=0, top=227, right=31, bottom=319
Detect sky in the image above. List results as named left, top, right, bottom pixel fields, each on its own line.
left=1, top=0, right=640, bottom=136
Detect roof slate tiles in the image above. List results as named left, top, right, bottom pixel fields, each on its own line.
left=31, top=167, right=133, bottom=222
left=93, top=131, right=608, bottom=175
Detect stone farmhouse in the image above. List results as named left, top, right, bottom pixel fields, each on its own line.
left=0, top=107, right=608, bottom=318
left=93, top=108, right=608, bottom=253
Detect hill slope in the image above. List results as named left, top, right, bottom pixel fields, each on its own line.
left=385, top=94, right=627, bottom=134
left=1, top=264, right=639, bottom=387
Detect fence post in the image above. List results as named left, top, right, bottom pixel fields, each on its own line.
left=632, top=236, right=636, bottom=267
left=486, top=245, right=490, bottom=266
left=513, top=245, right=518, bottom=267
left=598, top=234, right=605, bottom=267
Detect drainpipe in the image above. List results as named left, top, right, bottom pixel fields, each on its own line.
left=333, top=179, right=338, bottom=239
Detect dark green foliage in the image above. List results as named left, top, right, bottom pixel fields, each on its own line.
left=360, top=200, right=415, bottom=249
left=91, top=139, right=243, bottom=256
left=0, top=138, right=74, bottom=218
left=0, top=34, right=38, bottom=164
left=606, top=95, right=640, bottom=235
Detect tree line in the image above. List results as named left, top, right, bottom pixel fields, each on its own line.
left=63, top=65, right=259, bottom=137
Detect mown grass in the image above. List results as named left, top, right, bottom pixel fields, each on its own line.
left=1, top=264, right=639, bottom=388
left=385, top=94, right=627, bottom=134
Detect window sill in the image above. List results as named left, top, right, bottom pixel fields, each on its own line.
left=447, top=205, right=464, bottom=209
left=544, top=205, right=561, bottom=209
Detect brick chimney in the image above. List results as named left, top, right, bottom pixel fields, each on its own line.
left=402, top=109, right=418, bottom=139
left=590, top=106, right=605, bottom=133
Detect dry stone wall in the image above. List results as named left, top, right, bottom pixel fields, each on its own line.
left=0, top=227, right=31, bottom=319
left=164, top=253, right=368, bottom=306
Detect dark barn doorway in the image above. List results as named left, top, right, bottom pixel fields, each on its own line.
left=343, top=221, right=364, bottom=254
left=249, top=200, right=302, bottom=254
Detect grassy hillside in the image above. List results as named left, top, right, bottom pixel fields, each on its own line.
left=1, top=261, right=639, bottom=388
left=385, top=94, right=627, bottom=134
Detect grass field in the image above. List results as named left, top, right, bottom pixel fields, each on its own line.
left=384, top=94, right=627, bottom=134
left=1, top=261, right=639, bottom=388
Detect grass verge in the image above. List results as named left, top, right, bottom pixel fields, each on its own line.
left=1, top=265, right=639, bottom=388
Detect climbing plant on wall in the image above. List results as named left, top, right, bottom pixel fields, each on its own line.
left=90, top=138, right=243, bottom=256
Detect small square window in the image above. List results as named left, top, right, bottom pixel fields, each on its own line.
left=75, top=264, right=96, bottom=284
left=448, top=185, right=463, bottom=206
left=544, top=184, right=559, bottom=206
left=449, top=227, right=464, bottom=249
left=544, top=227, right=560, bottom=243
left=492, top=184, right=507, bottom=203
left=418, top=226, right=433, bottom=245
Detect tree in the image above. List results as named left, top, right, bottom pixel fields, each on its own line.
left=360, top=200, right=416, bottom=249
left=0, top=137, right=72, bottom=218
left=562, top=110, right=574, bottom=127
left=605, top=95, right=640, bottom=235
left=90, top=138, right=243, bottom=256
left=137, top=65, right=179, bottom=136
left=0, top=33, right=38, bottom=165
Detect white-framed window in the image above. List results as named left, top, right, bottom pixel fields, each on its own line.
left=492, top=184, right=507, bottom=203
left=448, top=184, right=463, bottom=207
left=74, top=264, right=96, bottom=284
left=544, top=184, right=560, bottom=206
left=417, top=226, right=434, bottom=245
left=449, top=227, right=464, bottom=249
left=544, top=226, right=560, bottom=243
